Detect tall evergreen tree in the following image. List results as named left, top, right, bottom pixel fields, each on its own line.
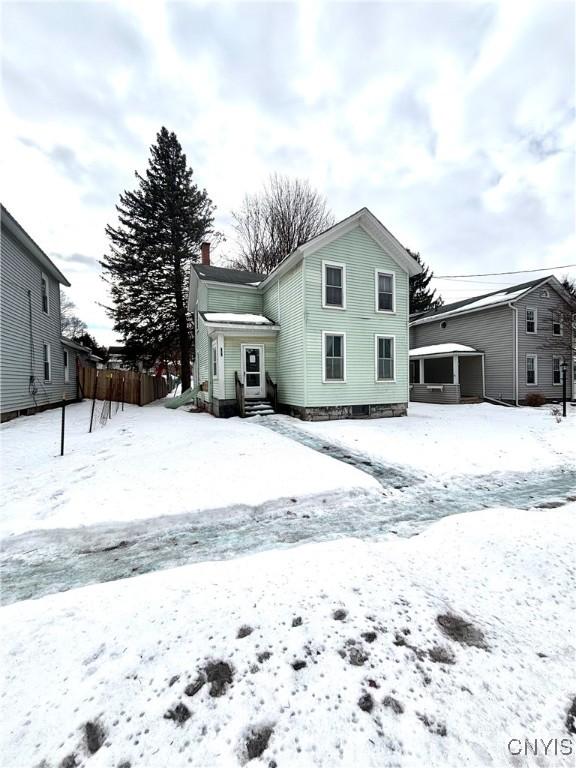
left=408, top=250, right=443, bottom=314
left=102, top=128, right=215, bottom=390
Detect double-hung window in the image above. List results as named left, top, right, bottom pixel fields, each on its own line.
left=375, top=270, right=394, bottom=312
left=322, top=262, right=346, bottom=309
left=43, top=343, right=51, bottom=382
left=63, top=349, right=69, bottom=383
left=552, top=312, right=562, bottom=336
left=552, top=356, right=562, bottom=385
left=376, top=336, right=394, bottom=381
left=41, top=273, right=49, bottom=314
left=526, top=307, right=537, bottom=334
left=323, top=332, right=345, bottom=382
left=526, top=354, right=537, bottom=385
left=212, top=342, right=218, bottom=379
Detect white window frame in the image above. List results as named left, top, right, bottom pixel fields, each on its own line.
left=375, top=334, right=395, bottom=382
left=374, top=269, right=395, bottom=314
left=526, top=354, right=537, bottom=386
left=211, top=341, right=218, bottom=380
left=321, top=260, right=346, bottom=310
left=552, top=356, right=562, bottom=386
left=41, top=273, right=50, bottom=315
left=43, top=342, right=51, bottom=382
left=63, top=349, right=70, bottom=383
left=526, top=307, right=537, bottom=334
left=322, top=331, right=346, bottom=383
left=552, top=311, right=563, bottom=337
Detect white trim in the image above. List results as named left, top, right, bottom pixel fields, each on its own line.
left=374, top=269, right=395, bottom=314
left=205, top=324, right=279, bottom=338
left=526, top=307, right=537, bottom=334
left=322, top=331, right=346, bottom=383
left=453, top=354, right=459, bottom=385
left=552, top=355, right=562, bottom=386
left=211, top=340, right=218, bottom=380
left=241, top=343, right=265, bottom=398
left=43, top=342, right=51, bottom=382
left=41, top=272, right=50, bottom=315
left=63, top=348, right=70, bottom=383
left=526, top=354, right=538, bottom=386
left=374, top=334, right=396, bottom=382
left=322, top=260, right=347, bottom=310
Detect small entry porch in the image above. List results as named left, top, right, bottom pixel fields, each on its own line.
left=409, top=344, right=485, bottom=404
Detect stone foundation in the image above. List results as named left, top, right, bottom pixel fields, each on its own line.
left=279, top=402, right=407, bottom=421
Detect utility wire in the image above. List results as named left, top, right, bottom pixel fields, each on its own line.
left=435, top=263, right=576, bottom=279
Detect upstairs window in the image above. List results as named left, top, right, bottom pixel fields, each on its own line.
left=323, top=332, right=345, bottom=382
left=553, top=356, right=562, bottom=385
left=375, top=271, right=395, bottom=312
left=526, top=307, right=537, bottom=334
left=552, top=312, right=562, bottom=336
left=41, top=273, right=49, bottom=314
left=322, top=262, right=346, bottom=309
left=376, top=336, right=394, bottom=381
left=526, top=354, right=537, bottom=385
left=43, top=343, right=51, bottom=382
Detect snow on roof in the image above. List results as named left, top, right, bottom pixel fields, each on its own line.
left=410, top=343, right=478, bottom=357
left=203, top=312, right=274, bottom=325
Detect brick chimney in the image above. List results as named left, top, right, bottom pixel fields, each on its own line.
left=201, top=242, right=210, bottom=265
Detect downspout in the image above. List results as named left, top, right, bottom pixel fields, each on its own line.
left=508, top=302, right=519, bottom=405
left=302, top=258, right=307, bottom=408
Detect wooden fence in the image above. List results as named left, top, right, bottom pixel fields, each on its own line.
left=78, top=367, right=167, bottom=406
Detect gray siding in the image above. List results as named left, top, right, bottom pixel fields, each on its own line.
left=410, top=383, right=460, bottom=404
left=1, top=229, right=69, bottom=415
left=411, top=305, right=515, bottom=401
left=515, top=286, right=573, bottom=401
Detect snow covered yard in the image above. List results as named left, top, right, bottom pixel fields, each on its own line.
left=2, top=505, right=575, bottom=768
left=288, top=402, right=576, bottom=477
left=0, top=401, right=378, bottom=537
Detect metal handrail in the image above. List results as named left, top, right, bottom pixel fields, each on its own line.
left=265, top=372, right=277, bottom=411
left=235, top=371, right=245, bottom=417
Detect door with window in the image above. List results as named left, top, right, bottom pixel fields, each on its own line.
left=241, top=344, right=265, bottom=398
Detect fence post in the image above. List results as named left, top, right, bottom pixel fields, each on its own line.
left=108, top=374, right=113, bottom=420
left=89, top=382, right=97, bottom=433
left=60, top=393, right=66, bottom=456
left=121, top=376, right=125, bottom=411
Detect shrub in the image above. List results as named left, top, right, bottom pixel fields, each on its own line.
left=526, top=392, right=546, bottom=407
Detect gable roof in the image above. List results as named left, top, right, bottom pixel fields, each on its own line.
left=1, top=204, right=71, bottom=286
left=192, top=263, right=263, bottom=286
left=410, top=275, right=573, bottom=327
left=259, top=207, right=422, bottom=288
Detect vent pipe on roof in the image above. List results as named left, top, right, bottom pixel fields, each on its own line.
left=201, top=242, right=210, bottom=266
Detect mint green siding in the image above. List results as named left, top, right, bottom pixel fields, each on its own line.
left=223, top=336, right=277, bottom=399
left=264, top=264, right=305, bottom=405
left=206, top=286, right=261, bottom=313
left=303, top=226, right=409, bottom=406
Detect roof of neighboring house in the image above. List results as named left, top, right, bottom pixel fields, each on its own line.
left=1, top=204, right=71, bottom=287
left=108, top=346, right=126, bottom=355
left=192, top=263, right=263, bottom=286
left=61, top=337, right=92, bottom=354
left=202, top=312, right=274, bottom=326
left=410, top=343, right=479, bottom=357
left=410, top=276, right=556, bottom=326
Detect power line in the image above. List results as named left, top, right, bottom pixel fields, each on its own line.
left=435, top=264, right=576, bottom=279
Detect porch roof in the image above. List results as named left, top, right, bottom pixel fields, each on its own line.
left=410, top=343, right=480, bottom=359
left=201, top=311, right=280, bottom=336
left=202, top=312, right=274, bottom=326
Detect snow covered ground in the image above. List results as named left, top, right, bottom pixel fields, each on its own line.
left=2, top=505, right=575, bottom=768
left=289, top=402, right=576, bottom=477
left=0, top=401, right=378, bottom=537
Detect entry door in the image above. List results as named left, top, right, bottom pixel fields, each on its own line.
left=241, top=344, right=265, bottom=398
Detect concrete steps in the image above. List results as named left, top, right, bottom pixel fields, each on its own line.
left=244, top=399, right=275, bottom=417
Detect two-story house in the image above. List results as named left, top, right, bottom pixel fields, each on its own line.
left=188, top=208, right=421, bottom=420
left=1, top=205, right=96, bottom=422
left=409, top=276, right=575, bottom=405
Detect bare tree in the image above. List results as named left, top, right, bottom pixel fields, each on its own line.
left=230, top=174, right=335, bottom=274
left=60, top=291, right=88, bottom=338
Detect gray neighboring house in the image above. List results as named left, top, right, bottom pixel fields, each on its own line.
left=1, top=205, right=95, bottom=422
left=409, top=275, right=575, bottom=405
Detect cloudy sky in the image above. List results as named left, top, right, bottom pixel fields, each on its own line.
left=2, top=0, right=575, bottom=346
